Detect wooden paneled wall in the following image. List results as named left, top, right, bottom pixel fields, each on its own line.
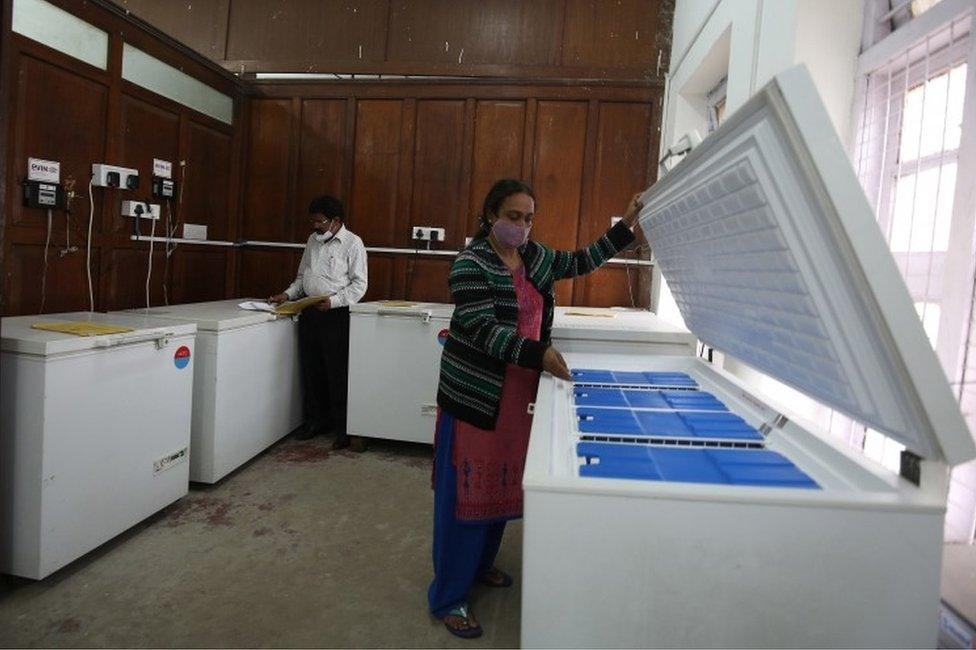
left=237, top=82, right=658, bottom=307
left=2, top=0, right=665, bottom=316
left=115, top=0, right=673, bottom=81
left=1, top=0, right=244, bottom=316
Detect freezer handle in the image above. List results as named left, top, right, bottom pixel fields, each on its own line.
left=94, top=330, right=175, bottom=349
left=376, top=308, right=433, bottom=323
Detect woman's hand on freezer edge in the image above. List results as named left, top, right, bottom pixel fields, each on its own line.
left=542, top=346, right=572, bottom=381
left=622, top=192, right=644, bottom=228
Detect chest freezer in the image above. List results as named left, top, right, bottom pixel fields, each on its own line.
left=348, top=301, right=454, bottom=444
left=1, top=311, right=196, bottom=579
left=117, top=300, right=302, bottom=483
left=348, top=302, right=693, bottom=444
left=551, top=306, right=696, bottom=355
left=521, top=65, right=976, bottom=649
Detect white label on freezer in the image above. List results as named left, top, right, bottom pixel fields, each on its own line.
left=153, top=447, right=188, bottom=474
left=420, top=404, right=438, bottom=417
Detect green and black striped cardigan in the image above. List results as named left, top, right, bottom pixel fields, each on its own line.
left=437, top=221, right=636, bottom=430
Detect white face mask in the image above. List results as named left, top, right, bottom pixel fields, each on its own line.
left=313, top=221, right=339, bottom=242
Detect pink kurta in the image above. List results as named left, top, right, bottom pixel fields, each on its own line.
left=451, top=265, right=544, bottom=521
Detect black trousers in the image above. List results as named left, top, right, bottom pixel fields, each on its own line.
left=297, top=306, right=350, bottom=438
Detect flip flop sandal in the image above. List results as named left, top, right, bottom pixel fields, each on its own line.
left=443, top=603, right=483, bottom=639
left=478, top=567, right=513, bottom=588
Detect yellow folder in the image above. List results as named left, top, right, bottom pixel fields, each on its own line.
left=32, top=321, right=136, bottom=337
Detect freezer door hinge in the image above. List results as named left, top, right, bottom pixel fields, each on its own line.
left=900, top=449, right=922, bottom=486
left=758, top=413, right=789, bottom=437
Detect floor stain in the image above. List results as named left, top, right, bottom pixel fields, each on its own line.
left=163, top=496, right=236, bottom=528
left=55, top=617, right=81, bottom=633
left=253, top=527, right=272, bottom=537
left=272, top=442, right=332, bottom=464
left=371, top=450, right=431, bottom=471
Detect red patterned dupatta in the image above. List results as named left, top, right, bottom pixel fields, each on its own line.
left=452, top=265, right=544, bottom=521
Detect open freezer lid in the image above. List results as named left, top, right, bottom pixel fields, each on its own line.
left=552, top=306, right=695, bottom=346
left=639, top=65, right=975, bottom=466
left=1, top=311, right=196, bottom=356
left=118, top=299, right=276, bottom=331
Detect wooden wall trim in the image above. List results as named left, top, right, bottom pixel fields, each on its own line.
left=249, top=82, right=659, bottom=102
left=227, top=60, right=661, bottom=82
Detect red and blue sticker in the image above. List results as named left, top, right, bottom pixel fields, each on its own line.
left=174, top=345, right=191, bottom=369
left=437, top=329, right=449, bottom=346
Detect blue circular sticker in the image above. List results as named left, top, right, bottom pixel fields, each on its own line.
left=437, top=329, right=449, bottom=346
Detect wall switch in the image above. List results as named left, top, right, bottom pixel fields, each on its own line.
left=183, top=223, right=207, bottom=240
left=121, top=201, right=160, bottom=219
left=412, top=226, right=446, bottom=242
left=92, top=163, right=139, bottom=189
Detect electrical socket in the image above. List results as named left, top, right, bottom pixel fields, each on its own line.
left=92, top=163, right=139, bottom=189
left=412, top=226, right=445, bottom=242
left=121, top=201, right=160, bottom=219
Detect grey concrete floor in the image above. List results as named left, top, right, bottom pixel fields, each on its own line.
left=0, top=436, right=522, bottom=648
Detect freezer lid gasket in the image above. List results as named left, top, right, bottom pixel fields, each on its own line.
left=638, top=64, right=974, bottom=466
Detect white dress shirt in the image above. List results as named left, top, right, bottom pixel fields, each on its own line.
left=284, top=226, right=368, bottom=308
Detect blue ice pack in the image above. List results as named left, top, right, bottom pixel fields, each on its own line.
left=576, top=407, right=762, bottom=441
left=573, top=387, right=728, bottom=411
left=571, top=369, right=698, bottom=389
left=576, top=442, right=819, bottom=488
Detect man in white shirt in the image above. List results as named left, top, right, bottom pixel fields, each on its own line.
left=269, top=195, right=368, bottom=451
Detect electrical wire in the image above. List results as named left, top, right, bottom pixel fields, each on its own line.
left=40, top=208, right=53, bottom=314
left=164, top=199, right=174, bottom=305
left=624, top=243, right=650, bottom=310
left=624, top=252, right=637, bottom=309
left=146, top=202, right=156, bottom=311
left=58, top=190, right=78, bottom=258
left=86, top=176, right=95, bottom=313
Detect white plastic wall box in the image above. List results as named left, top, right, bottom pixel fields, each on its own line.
left=0, top=311, right=196, bottom=579
left=520, top=65, right=976, bottom=648
left=116, top=299, right=302, bottom=483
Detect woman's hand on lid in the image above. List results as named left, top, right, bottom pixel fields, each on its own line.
left=542, top=346, right=572, bottom=381
left=621, top=192, right=644, bottom=228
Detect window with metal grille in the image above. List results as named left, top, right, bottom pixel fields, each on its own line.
left=755, top=4, right=975, bottom=544
left=851, top=7, right=976, bottom=542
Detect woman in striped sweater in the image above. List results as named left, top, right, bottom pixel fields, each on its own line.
left=428, top=179, right=644, bottom=638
